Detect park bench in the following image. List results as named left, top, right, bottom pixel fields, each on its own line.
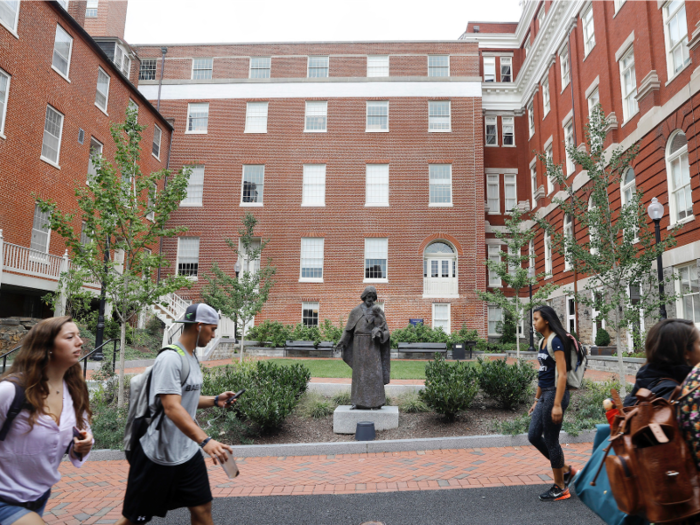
left=396, top=342, right=448, bottom=358
left=284, top=340, right=335, bottom=358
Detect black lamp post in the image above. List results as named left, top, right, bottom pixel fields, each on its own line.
left=528, top=266, right=535, bottom=352
left=93, top=236, right=110, bottom=361
left=647, top=197, right=667, bottom=319
left=234, top=260, right=241, bottom=342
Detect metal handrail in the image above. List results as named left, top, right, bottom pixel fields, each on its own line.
left=80, top=339, right=119, bottom=379
left=1, top=344, right=22, bottom=374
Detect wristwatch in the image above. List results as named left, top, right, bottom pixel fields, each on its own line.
left=199, top=436, right=212, bottom=448
left=214, top=395, right=219, bottom=407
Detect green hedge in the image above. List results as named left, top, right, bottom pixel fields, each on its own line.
left=246, top=319, right=343, bottom=347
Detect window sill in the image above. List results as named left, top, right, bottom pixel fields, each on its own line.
left=365, top=203, right=389, bottom=207
left=95, top=103, right=109, bottom=116
left=0, top=21, right=19, bottom=40
left=240, top=202, right=263, bottom=207
left=180, top=203, right=203, bottom=207
left=152, top=153, right=161, bottom=161
left=487, top=211, right=501, bottom=216
left=0, top=133, right=5, bottom=140
left=528, top=132, right=535, bottom=141
left=429, top=129, right=452, bottom=133
left=299, top=278, right=324, bottom=283
left=364, top=278, right=388, bottom=284
left=485, top=143, right=499, bottom=147
left=666, top=60, right=692, bottom=87
left=488, top=284, right=502, bottom=289
left=301, top=203, right=326, bottom=207
left=51, top=66, right=71, bottom=83
left=185, top=130, right=208, bottom=135
left=304, top=129, right=327, bottom=133
left=582, top=44, right=596, bottom=62
left=542, top=110, right=550, bottom=119
left=366, top=129, right=389, bottom=133
left=40, top=156, right=61, bottom=170
left=244, top=130, right=268, bottom=134
left=669, top=216, right=695, bottom=229
left=560, top=80, right=570, bottom=94
left=429, top=203, right=453, bottom=207
left=503, top=144, right=516, bottom=148
left=423, top=294, right=460, bottom=299
left=621, top=110, right=639, bottom=128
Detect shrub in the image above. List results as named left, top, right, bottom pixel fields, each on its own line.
left=297, top=392, right=335, bottom=418
left=562, top=379, right=619, bottom=436
left=419, top=354, right=479, bottom=420
left=145, top=316, right=164, bottom=337
left=91, top=404, right=128, bottom=449
left=321, top=318, right=343, bottom=344
left=495, top=412, right=531, bottom=436
left=595, top=328, right=611, bottom=347
left=397, top=392, right=430, bottom=413
left=478, top=358, right=537, bottom=410
left=246, top=320, right=289, bottom=347
left=198, top=409, right=254, bottom=444
left=449, top=324, right=479, bottom=347
left=332, top=391, right=352, bottom=406
left=496, top=310, right=517, bottom=345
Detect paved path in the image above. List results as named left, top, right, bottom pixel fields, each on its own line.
left=43, top=443, right=594, bottom=524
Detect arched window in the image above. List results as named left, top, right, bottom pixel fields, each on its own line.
left=620, top=168, right=638, bottom=241
left=563, top=214, right=573, bottom=271
left=423, top=241, right=458, bottom=298
left=667, top=130, right=692, bottom=224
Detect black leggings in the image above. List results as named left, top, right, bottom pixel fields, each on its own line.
left=528, top=388, right=570, bottom=470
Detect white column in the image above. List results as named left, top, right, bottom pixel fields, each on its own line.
left=55, top=250, right=69, bottom=316
left=0, top=229, right=4, bottom=286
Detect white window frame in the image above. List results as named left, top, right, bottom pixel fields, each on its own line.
left=87, top=137, right=103, bottom=183
left=666, top=130, right=693, bottom=224
left=152, top=125, right=162, bottom=160
left=429, top=164, right=452, bottom=206
left=250, top=57, right=271, bottom=79
left=487, top=173, right=500, bottom=214
left=428, top=55, right=450, bottom=77
left=146, top=182, right=156, bottom=222
left=364, top=238, right=388, bottom=282
left=483, top=56, right=496, bottom=82
left=582, top=4, right=596, bottom=56
left=428, top=101, right=451, bottom=132
left=589, top=197, right=599, bottom=254
left=676, top=263, right=700, bottom=324
left=367, top=55, right=389, bottom=77
left=564, top=120, right=575, bottom=175
left=488, top=244, right=501, bottom=287
left=186, top=102, right=209, bottom=134
left=432, top=303, right=451, bottom=333
left=176, top=237, right=200, bottom=280
left=500, top=57, right=512, bottom=83
left=545, top=143, right=554, bottom=194
left=139, top=59, right=157, bottom=81
left=0, top=0, right=20, bottom=35
left=488, top=305, right=502, bottom=336
left=302, top=164, right=326, bottom=207
left=302, top=302, right=320, bottom=326
left=508, top=245, right=519, bottom=277
left=544, top=231, right=552, bottom=277
left=85, top=0, right=98, bottom=18
left=485, top=116, right=498, bottom=146
left=529, top=239, right=535, bottom=272
left=587, top=87, right=600, bottom=117
left=528, top=100, right=535, bottom=138
left=245, top=101, right=268, bottom=133
left=41, top=105, right=64, bottom=167
left=502, top=116, right=514, bottom=146
left=663, top=0, right=690, bottom=79
left=181, top=165, right=204, bottom=207
left=620, top=168, right=639, bottom=242
left=542, top=76, right=550, bottom=116
left=563, top=214, right=573, bottom=271
left=305, top=101, right=327, bottom=132
left=614, top=0, right=627, bottom=13
left=30, top=203, right=51, bottom=256
left=114, top=45, right=131, bottom=77
left=52, top=24, right=73, bottom=81
left=504, top=173, right=517, bottom=213
left=365, top=164, right=389, bottom=207
left=241, top=165, right=264, bottom=206
left=300, top=238, right=324, bottom=282
left=95, top=67, right=110, bottom=114
left=619, top=46, right=638, bottom=123
left=307, top=56, right=329, bottom=78
left=0, top=68, right=9, bottom=137
left=530, top=164, right=538, bottom=210
left=366, top=101, right=389, bottom=132
left=560, top=43, right=570, bottom=88
left=191, top=57, right=213, bottom=80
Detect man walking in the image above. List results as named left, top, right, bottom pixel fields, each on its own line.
left=118, top=303, right=237, bottom=525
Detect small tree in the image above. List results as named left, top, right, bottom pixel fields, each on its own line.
left=201, top=213, right=276, bottom=362
left=38, top=107, right=193, bottom=407
left=537, top=106, right=680, bottom=395
left=478, top=207, right=558, bottom=360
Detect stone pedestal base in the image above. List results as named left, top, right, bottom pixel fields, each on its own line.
left=333, top=405, right=399, bottom=434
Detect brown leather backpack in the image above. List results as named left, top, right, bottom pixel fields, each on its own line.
left=591, top=386, right=700, bottom=523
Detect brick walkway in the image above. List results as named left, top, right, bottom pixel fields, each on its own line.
left=43, top=443, right=593, bottom=525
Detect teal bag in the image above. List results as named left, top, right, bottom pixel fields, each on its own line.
left=573, top=424, right=647, bottom=525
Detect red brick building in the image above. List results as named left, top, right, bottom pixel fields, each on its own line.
left=0, top=0, right=171, bottom=317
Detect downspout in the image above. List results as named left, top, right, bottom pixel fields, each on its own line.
left=566, top=20, right=580, bottom=335
left=156, top=47, right=168, bottom=285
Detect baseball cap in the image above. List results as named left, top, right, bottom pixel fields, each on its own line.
left=174, top=303, right=220, bottom=326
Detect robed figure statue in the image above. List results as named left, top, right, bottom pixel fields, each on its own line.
left=336, top=286, right=391, bottom=409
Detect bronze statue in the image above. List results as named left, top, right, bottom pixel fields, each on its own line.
left=336, top=286, right=391, bottom=409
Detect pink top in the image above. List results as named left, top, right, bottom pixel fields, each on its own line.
left=0, top=379, right=91, bottom=502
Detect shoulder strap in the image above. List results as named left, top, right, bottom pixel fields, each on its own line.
left=545, top=332, right=556, bottom=359
left=158, top=344, right=191, bottom=386
left=0, top=381, right=27, bottom=442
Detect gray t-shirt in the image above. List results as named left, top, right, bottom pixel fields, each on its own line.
left=139, top=343, right=203, bottom=466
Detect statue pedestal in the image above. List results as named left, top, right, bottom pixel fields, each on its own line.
left=333, top=405, right=399, bottom=434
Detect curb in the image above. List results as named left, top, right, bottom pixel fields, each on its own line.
left=78, top=430, right=596, bottom=462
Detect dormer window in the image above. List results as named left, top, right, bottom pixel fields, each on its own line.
left=114, top=45, right=131, bottom=77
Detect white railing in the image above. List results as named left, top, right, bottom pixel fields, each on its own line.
left=423, top=278, right=459, bottom=298
left=160, top=292, right=191, bottom=320
left=3, top=242, right=65, bottom=280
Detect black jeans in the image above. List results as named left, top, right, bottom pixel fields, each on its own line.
left=528, top=387, right=570, bottom=469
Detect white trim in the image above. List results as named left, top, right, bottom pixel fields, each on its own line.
left=176, top=237, right=200, bottom=280
left=366, top=100, right=389, bottom=132
left=95, top=66, right=110, bottom=113
left=186, top=102, right=209, bottom=134
left=0, top=68, right=9, bottom=137
left=299, top=238, right=324, bottom=282
left=485, top=167, right=518, bottom=174
left=241, top=164, right=265, bottom=206
left=614, top=31, right=635, bottom=62
left=302, top=164, right=326, bottom=207
left=432, top=303, right=451, bottom=332
left=152, top=124, right=162, bottom=160
left=307, top=55, right=329, bottom=78
left=585, top=76, right=600, bottom=98
left=0, top=0, right=20, bottom=38
left=41, top=105, right=64, bottom=168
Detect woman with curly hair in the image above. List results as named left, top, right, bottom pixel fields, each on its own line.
left=0, top=316, right=94, bottom=524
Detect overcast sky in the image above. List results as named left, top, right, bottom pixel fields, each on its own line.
left=124, top=0, right=523, bottom=45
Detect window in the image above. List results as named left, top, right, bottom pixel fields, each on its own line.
left=620, top=168, right=638, bottom=241
left=365, top=238, right=388, bottom=280
left=241, top=165, right=264, bottom=205
left=529, top=239, right=535, bottom=271
left=177, top=237, right=199, bottom=278
left=366, top=164, right=389, bottom=206
left=182, top=165, right=204, bottom=206
left=245, top=102, right=268, bottom=133
left=432, top=303, right=450, bottom=332
left=487, top=174, right=499, bottom=213
left=545, top=143, right=553, bottom=194
left=302, top=164, right=326, bottom=206
left=300, top=238, right=324, bottom=280
left=428, top=55, right=449, bottom=77
left=564, top=214, right=573, bottom=271
left=524, top=36, right=531, bottom=57
left=146, top=183, right=156, bottom=222
left=488, top=305, right=502, bottom=335
left=87, top=137, right=103, bottom=181
left=560, top=44, right=570, bottom=87
left=589, top=197, right=599, bottom=254
left=250, top=57, right=271, bottom=78
left=667, top=130, right=692, bottom=223
left=544, top=231, right=552, bottom=276
left=483, top=57, right=495, bottom=82
left=192, top=58, right=213, bottom=80
left=614, top=0, right=626, bottom=12
left=302, top=302, right=320, bottom=326
left=500, top=57, right=512, bottom=82
left=582, top=5, right=596, bottom=56
left=620, top=47, right=638, bottom=122
left=423, top=242, right=458, bottom=297
left=0, top=0, right=19, bottom=33
left=152, top=125, right=162, bottom=159
left=564, top=120, right=575, bottom=175
left=504, top=174, right=516, bottom=213
left=52, top=25, right=73, bottom=79
left=308, top=56, right=329, bottom=78
left=85, top=0, right=98, bottom=17
left=31, top=204, right=50, bottom=254
left=429, top=101, right=450, bottom=131
left=367, top=55, right=389, bottom=77
left=508, top=246, right=519, bottom=276
left=41, top=105, right=63, bottom=166
left=664, top=0, right=690, bottom=77
left=0, top=69, right=8, bottom=137
left=80, top=221, right=90, bottom=245
left=587, top=87, right=600, bottom=117
left=503, top=116, right=514, bottom=146
left=485, top=116, right=497, bottom=145
left=305, top=101, right=327, bottom=132
left=95, top=67, right=110, bottom=112
left=114, top=45, right=130, bottom=77
left=139, top=59, right=157, bottom=81
left=366, top=101, right=388, bottom=131
left=429, top=164, right=452, bottom=206
left=531, top=165, right=538, bottom=209
left=187, top=102, right=209, bottom=133
left=542, top=76, right=550, bottom=116
left=678, top=264, right=700, bottom=322
left=528, top=100, right=535, bottom=137
left=488, top=244, right=501, bottom=287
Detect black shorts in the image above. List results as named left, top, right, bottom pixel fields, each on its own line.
left=121, top=441, right=213, bottom=523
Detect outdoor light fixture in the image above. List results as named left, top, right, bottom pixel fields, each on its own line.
left=234, top=260, right=241, bottom=278
left=647, top=197, right=667, bottom=319
left=647, top=197, right=664, bottom=221
left=528, top=266, right=535, bottom=353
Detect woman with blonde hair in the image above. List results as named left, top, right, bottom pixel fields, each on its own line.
left=0, top=316, right=94, bottom=524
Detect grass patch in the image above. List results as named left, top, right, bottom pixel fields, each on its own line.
left=260, top=358, right=461, bottom=380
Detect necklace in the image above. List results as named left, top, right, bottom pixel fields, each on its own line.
left=47, top=381, right=61, bottom=396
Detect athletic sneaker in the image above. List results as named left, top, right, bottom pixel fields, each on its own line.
left=563, top=465, right=578, bottom=488
left=539, top=484, right=571, bottom=501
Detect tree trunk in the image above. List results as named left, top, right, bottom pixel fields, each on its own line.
left=117, top=274, right=129, bottom=408
left=239, top=324, right=245, bottom=364
left=515, top=313, right=521, bottom=362
left=615, top=308, right=626, bottom=398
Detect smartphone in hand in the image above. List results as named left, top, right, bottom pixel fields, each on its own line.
left=72, top=426, right=85, bottom=460
left=221, top=450, right=239, bottom=478
left=226, top=389, right=246, bottom=405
